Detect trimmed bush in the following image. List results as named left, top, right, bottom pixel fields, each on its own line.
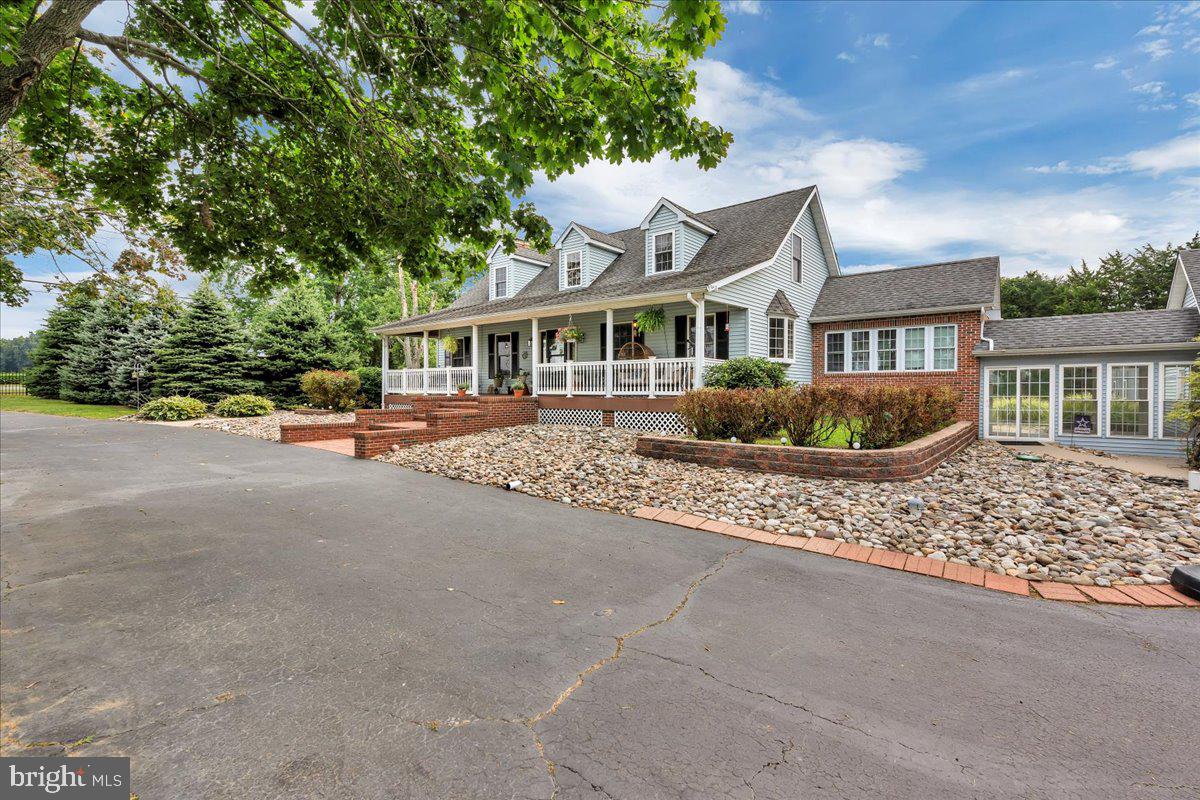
left=355, top=366, right=382, bottom=407
left=703, top=357, right=790, bottom=389
left=676, top=388, right=770, bottom=442
left=214, top=394, right=275, bottom=417
left=763, top=385, right=851, bottom=447
left=848, top=386, right=958, bottom=449
left=300, top=369, right=361, bottom=411
left=139, top=395, right=207, bottom=421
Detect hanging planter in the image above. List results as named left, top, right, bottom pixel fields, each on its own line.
left=556, top=325, right=584, bottom=344
left=440, top=335, right=459, bottom=355
left=634, top=305, right=666, bottom=335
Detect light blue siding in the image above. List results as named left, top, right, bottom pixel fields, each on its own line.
left=588, top=246, right=618, bottom=283
left=1185, top=283, right=1197, bottom=309
left=489, top=250, right=542, bottom=301
left=558, top=229, right=588, bottom=290
left=708, top=203, right=831, bottom=384
left=643, top=204, right=711, bottom=275
left=977, top=350, right=1192, bottom=457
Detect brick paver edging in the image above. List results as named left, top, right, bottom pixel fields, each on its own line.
left=635, top=420, right=976, bottom=481
left=630, top=506, right=1199, bottom=609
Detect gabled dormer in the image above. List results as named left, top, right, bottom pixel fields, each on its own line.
left=488, top=241, right=550, bottom=301
left=553, top=223, right=625, bottom=291
left=639, top=198, right=717, bottom=277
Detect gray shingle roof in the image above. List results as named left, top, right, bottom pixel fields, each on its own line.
left=978, top=309, right=1200, bottom=354
left=573, top=223, right=626, bottom=251
left=378, top=187, right=817, bottom=332
left=810, top=257, right=999, bottom=321
left=512, top=242, right=553, bottom=265
left=1180, top=249, right=1200, bottom=295
left=766, top=289, right=798, bottom=317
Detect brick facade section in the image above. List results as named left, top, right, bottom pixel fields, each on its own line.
left=811, top=311, right=983, bottom=424
left=281, top=396, right=537, bottom=459
left=635, top=421, right=976, bottom=481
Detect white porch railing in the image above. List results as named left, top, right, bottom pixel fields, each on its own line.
left=534, top=358, right=722, bottom=397
left=385, top=366, right=475, bottom=395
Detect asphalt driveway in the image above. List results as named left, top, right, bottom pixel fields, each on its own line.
left=1, top=412, right=1197, bottom=799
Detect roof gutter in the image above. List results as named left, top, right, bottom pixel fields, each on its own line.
left=976, top=341, right=1200, bottom=357
left=808, top=303, right=985, bottom=324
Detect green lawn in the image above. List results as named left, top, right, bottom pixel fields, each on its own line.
left=0, top=395, right=133, bottom=419
left=753, top=422, right=854, bottom=449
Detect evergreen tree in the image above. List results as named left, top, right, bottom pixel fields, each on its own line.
left=251, top=281, right=341, bottom=405
left=60, top=282, right=138, bottom=404
left=110, top=310, right=173, bottom=407
left=154, top=282, right=259, bottom=402
left=25, top=291, right=94, bottom=398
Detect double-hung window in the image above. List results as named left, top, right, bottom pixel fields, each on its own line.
left=653, top=232, right=675, bottom=273
left=904, top=328, right=926, bottom=370
left=932, top=325, right=956, bottom=370
left=493, top=265, right=508, bottom=298
left=825, top=332, right=846, bottom=373
left=1059, top=366, right=1098, bottom=436
left=850, top=330, right=870, bottom=372
left=791, top=234, right=803, bottom=283
left=876, top=329, right=897, bottom=370
left=768, top=317, right=795, bottom=360
left=1161, top=364, right=1192, bottom=439
left=565, top=251, right=582, bottom=287
left=1108, top=364, right=1150, bottom=437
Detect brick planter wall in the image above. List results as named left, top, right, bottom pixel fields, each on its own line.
left=279, top=421, right=362, bottom=443
left=635, top=421, right=976, bottom=481
left=811, top=311, right=983, bottom=424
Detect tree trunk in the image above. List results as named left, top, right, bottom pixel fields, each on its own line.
left=0, top=0, right=102, bottom=127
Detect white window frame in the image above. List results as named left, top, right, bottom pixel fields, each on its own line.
left=931, top=324, right=957, bottom=371
left=564, top=250, right=583, bottom=288
left=652, top=230, right=676, bottom=273
left=1056, top=363, right=1101, bottom=437
left=1105, top=362, right=1153, bottom=440
left=1158, top=362, right=1193, bottom=439
left=875, top=328, right=898, bottom=371
left=850, top=329, right=871, bottom=372
left=768, top=316, right=795, bottom=362
left=493, top=264, right=508, bottom=298
left=685, top=312, right=717, bottom=358
left=903, top=327, right=927, bottom=371
left=984, top=365, right=1056, bottom=442
left=791, top=234, right=803, bottom=283
left=825, top=330, right=845, bottom=373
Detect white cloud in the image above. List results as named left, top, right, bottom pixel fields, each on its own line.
left=954, top=68, right=1030, bottom=95
left=1132, top=80, right=1169, bottom=97
left=1093, top=56, right=1118, bottom=70
left=691, top=60, right=814, bottom=130
left=723, top=0, right=765, bottom=15
left=1185, top=91, right=1200, bottom=107
left=1140, top=38, right=1173, bottom=59
left=1027, top=133, right=1200, bottom=176
left=836, top=52, right=856, bottom=63
left=856, top=33, right=891, bottom=49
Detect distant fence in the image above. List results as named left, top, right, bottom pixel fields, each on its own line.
left=0, top=370, right=30, bottom=396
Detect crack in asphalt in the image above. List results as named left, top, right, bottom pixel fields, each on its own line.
left=408, top=544, right=749, bottom=799
left=743, top=737, right=795, bottom=799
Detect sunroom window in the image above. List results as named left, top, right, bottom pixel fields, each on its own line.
left=1161, top=364, right=1192, bottom=439
left=1060, top=366, right=1098, bottom=436
left=653, top=232, right=674, bottom=272
left=565, top=251, right=582, bottom=287
left=1108, top=365, right=1150, bottom=437
left=825, top=332, right=845, bottom=373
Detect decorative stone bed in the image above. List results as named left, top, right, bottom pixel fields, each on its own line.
left=635, top=421, right=975, bottom=481
left=377, top=424, right=1200, bottom=588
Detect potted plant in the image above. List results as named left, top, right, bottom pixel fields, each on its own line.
left=511, top=375, right=527, bottom=397
left=555, top=325, right=584, bottom=344
left=456, top=381, right=470, bottom=397
left=634, top=305, right=666, bottom=335
left=441, top=335, right=459, bottom=356
left=491, top=369, right=508, bottom=394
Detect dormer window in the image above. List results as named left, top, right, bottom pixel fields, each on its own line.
left=494, top=264, right=508, bottom=298
left=565, top=251, right=582, bottom=287
left=653, top=231, right=675, bottom=273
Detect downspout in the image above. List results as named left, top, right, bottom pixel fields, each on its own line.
left=979, top=305, right=995, bottom=351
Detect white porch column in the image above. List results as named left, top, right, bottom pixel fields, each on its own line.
left=605, top=308, right=614, bottom=398
left=693, top=298, right=705, bottom=389
left=422, top=330, right=429, bottom=395
left=471, top=324, right=480, bottom=395
left=380, top=335, right=390, bottom=406
left=530, top=317, right=539, bottom=395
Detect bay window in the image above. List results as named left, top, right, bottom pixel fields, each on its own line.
left=1108, top=364, right=1150, bottom=438
left=769, top=316, right=795, bottom=360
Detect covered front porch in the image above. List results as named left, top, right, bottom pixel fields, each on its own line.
left=380, top=297, right=743, bottom=399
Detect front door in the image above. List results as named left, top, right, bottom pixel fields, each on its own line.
left=986, top=367, right=1052, bottom=440
left=496, top=334, right=512, bottom=375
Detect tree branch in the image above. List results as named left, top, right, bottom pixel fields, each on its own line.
left=0, top=0, right=103, bottom=126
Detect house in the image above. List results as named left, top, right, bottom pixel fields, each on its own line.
left=373, top=188, right=1198, bottom=456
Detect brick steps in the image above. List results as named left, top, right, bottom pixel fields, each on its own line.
left=631, top=505, right=1198, bottom=610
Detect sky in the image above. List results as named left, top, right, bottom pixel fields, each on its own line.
left=4, top=0, right=1199, bottom=337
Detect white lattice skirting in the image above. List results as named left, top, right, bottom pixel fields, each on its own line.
left=386, top=403, right=414, bottom=410
left=538, top=408, right=604, bottom=427
left=613, top=410, right=686, bottom=435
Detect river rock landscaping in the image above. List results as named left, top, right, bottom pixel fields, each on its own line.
left=378, top=425, right=1200, bottom=588
left=191, top=410, right=355, bottom=441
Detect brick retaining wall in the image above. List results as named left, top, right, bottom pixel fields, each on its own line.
left=635, top=421, right=977, bottom=481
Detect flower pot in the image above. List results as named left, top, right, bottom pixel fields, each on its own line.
left=1190, top=470, right=1200, bottom=492
left=457, top=389, right=466, bottom=397
left=513, top=389, right=526, bottom=397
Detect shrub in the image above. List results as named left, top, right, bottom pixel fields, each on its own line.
left=354, top=366, right=383, bottom=408
left=214, top=394, right=275, bottom=417
left=300, top=369, right=361, bottom=411
left=847, top=386, right=958, bottom=449
left=763, top=385, right=850, bottom=447
left=703, top=357, right=790, bottom=390
left=139, top=395, right=207, bottom=421
left=676, top=388, right=770, bottom=442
